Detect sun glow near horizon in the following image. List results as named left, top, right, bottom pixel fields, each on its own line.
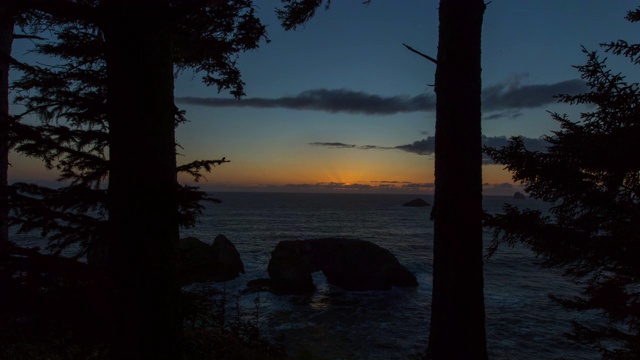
left=10, top=141, right=519, bottom=195
left=173, top=154, right=520, bottom=195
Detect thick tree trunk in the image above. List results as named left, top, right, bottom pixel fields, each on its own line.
left=104, top=1, right=181, bottom=358
left=428, top=1, right=487, bottom=359
left=0, top=5, right=13, bottom=252
left=0, top=5, right=14, bottom=303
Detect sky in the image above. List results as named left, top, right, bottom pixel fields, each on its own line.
left=8, top=0, right=640, bottom=195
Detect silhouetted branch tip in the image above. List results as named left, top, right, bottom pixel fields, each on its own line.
left=13, top=34, right=47, bottom=41
left=214, top=157, right=230, bottom=165
left=402, top=43, right=437, bottom=64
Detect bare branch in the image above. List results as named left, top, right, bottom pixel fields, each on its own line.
left=402, top=43, right=437, bottom=64
left=13, top=34, right=46, bottom=41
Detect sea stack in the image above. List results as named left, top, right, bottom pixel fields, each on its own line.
left=402, top=198, right=430, bottom=207
left=513, top=191, right=526, bottom=200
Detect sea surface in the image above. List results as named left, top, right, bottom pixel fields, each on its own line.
left=9, top=191, right=601, bottom=359
left=177, top=192, right=601, bottom=360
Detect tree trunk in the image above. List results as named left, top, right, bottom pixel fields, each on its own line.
left=0, top=4, right=13, bottom=252
left=103, top=1, right=181, bottom=358
left=0, top=4, right=14, bottom=304
left=428, top=1, right=487, bottom=359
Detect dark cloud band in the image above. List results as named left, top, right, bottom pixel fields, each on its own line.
left=177, top=89, right=433, bottom=115
left=310, top=135, right=548, bottom=163
left=176, top=78, right=586, bottom=116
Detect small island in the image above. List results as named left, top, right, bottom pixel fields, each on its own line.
left=513, top=191, right=526, bottom=200
left=402, top=198, right=430, bottom=207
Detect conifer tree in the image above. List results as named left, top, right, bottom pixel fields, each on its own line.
left=0, top=0, right=52, bottom=298
left=9, top=14, right=224, bottom=258
left=0, top=2, right=14, bottom=259
left=485, top=7, right=640, bottom=359
left=7, top=1, right=267, bottom=358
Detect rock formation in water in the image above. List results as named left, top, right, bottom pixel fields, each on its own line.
left=513, top=191, right=526, bottom=200
left=266, top=238, right=418, bottom=294
left=402, top=198, right=430, bottom=207
left=178, top=234, right=244, bottom=285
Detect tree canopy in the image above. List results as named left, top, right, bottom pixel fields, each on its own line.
left=7, top=0, right=266, bottom=257
left=485, top=7, right=640, bottom=359
left=3, top=1, right=269, bottom=358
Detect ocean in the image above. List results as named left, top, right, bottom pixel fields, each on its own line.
left=179, top=192, right=601, bottom=360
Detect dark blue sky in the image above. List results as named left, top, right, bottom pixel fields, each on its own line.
left=10, top=1, right=640, bottom=194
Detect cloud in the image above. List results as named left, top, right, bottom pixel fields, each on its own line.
left=394, top=135, right=549, bottom=158
left=484, top=182, right=514, bottom=190
left=482, top=77, right=587, bottom=112
left=482, top=109, right=523, bottom=121
left=401, top=183, right=435, bottom=189
left=177, top=89, right=434, bottom=115
left=310, top=138, right=434, bottom=154
left=371, top=180, right=412, bottom=184
left=180, top=180, right=521, bottom=195
left=308, top=142, right=357, bottom=149
left=310, top=135, right=549, bottom=163
left=309, top=142, right=394, bottom=151
left=394, top=138, right=435, bottom=155
left=176, top=77, right=586, bottom=116
left=274, top=181, right=434, bottom=193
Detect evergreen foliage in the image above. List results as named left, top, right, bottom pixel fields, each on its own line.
left=485, top=7, right=640, bottom=359
left=3, top=2, right=269, bottom=358
left=8, top=1, right=266, bottom=257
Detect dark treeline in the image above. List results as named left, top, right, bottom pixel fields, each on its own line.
left=485, top=7, right=640, bottom=360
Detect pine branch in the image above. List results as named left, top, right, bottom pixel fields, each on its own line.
left=177, top=158, right=230, bottom=182
left=17, top=0, right=100, bottom=25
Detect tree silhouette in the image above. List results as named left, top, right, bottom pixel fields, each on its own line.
left=0, top=1, right=15, bottom=305
left=485, top=7, right=640, bottom=359
left=6, top=1, right=267, bottom=358
left=0, top=2, right=13, bottom=259
left=8, top=13, right=229, bottom=259
left=0, top=0, right=54, bottom=307
left=427, top=1, right=487, bottom=359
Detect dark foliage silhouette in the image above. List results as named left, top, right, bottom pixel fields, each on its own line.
left=485, top=7, right=640, bottom=359
left=2, top=1, right=267, bottom=358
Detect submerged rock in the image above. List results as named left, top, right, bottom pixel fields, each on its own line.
left=267, top=238, right=418, bottom=295
left=243, top=278, right=272, bottom=294
left=178, top=234, right=244, bottom=286
left=402, top=198, right=430, bottom=207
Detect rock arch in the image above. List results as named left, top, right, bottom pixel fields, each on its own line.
left=267, top=238, right=418, bottom=295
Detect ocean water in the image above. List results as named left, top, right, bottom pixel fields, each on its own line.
left=180, top=192, right=601, bottom=360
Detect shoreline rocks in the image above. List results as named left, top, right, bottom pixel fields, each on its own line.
left=178, top=234, right=244, bottom=286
